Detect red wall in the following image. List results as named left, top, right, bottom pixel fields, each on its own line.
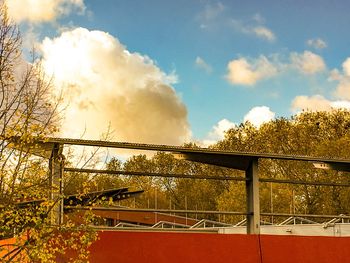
left=261, top=235, right=350, bottom=263
left=90, top=231, right=260, bottom=263
left=85, top=231, right=350, bottom=263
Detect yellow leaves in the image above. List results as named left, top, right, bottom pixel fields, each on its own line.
left=0, top=4, right=75, bottom=262
left=17, top=220, right=97, bottom=263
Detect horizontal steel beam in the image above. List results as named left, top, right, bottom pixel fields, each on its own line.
left=35, top=137, right=350, bottom=167
left=259, top=178, right=350, bottom=187
left=174, top=152, right=252, bottom=170
left=64, top=168, right=246, bottom=181
left=6, top=136, right=350, bottom=171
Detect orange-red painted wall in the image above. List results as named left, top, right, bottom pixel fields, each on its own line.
left=261, top=235, right=350, bottom=263
left=4, top=228, right=349, bottom=262
left=90, top=231, right=260, bottom=263
left=82, top=231, right=350, bottom=263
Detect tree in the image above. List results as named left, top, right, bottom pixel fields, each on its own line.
left=0, top=4, right=96, bottom=262
left=215, top=110, right=350, bottom=222
left=99, top=110, right=349, bottom=225
left=103, top=151, right=236, bottom=221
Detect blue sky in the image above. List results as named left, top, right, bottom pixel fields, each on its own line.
left=7, top=0, right=350, bottom=145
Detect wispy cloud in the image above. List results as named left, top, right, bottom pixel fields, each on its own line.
left=200, top=2, right=225, bottom=20
left=195, top=56, right=213, bottom=73
left=229, top=18, right=276, bottom=42
left=253, top=26, right=276, bottom=42
left=196, top=3, right=276, bottom=42
left=306, top=38, right=327, bottom=49
left=290, top=51, right=326, bottom=74
left=196, top=2, right=225, bottom=29
left=252, top=13, right=265, bottom=24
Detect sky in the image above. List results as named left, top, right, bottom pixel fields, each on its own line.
left=6, top=0, right=350, bottom=146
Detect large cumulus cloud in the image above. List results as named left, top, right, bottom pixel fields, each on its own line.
left=41, top=27, right=191, bottom=145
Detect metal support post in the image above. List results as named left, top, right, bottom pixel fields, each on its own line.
left=49, top=143, right=64, bottom=226
left=245, top=158, right=260, bottom=234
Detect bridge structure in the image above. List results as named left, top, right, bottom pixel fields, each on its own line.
left=11, top=136, right=350, bottom=235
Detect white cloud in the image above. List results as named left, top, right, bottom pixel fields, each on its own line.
left=328, top=69, right=342, bottom=81
left=5, top=0, right=85, bottom=23
left=328, top=57, right=350, bottom=100
left=306, top=38, right=327, bottom=49
left=253, top=26, right=276, bottom=42
left=291, top=95, right=350, bottom=112
left=334, top=80, right=350, bottom=100
left=230, top=19, right=276, bottom=42
left=292, top=57, right=350, bottom=112
left=201, top=119, right=235, bottom=146
left=342, top=58, right=350, bottom=77
left=226, top=51, right=328, bottom=87
left=41, top=27, right=191, bottom=145
left=226, top=59, right=257, bottom=85
left=210, top=119, right=236, bottom=139
left=243, top=106, right=275, bottom=127
left=290, top=51, right=326, bottom=74
left=195, top=57, right=212, bottom=73
left=201, top=106, right=275, bottom=146
left=291, top=95, right=332, bottom=111
left=226, top=56, right=278, bottom=86
left=331, top=100, right=350, bottom=109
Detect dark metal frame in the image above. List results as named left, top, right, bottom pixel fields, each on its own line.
left=12, top=137, right=350, bottom=234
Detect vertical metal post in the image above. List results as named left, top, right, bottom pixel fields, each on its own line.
left=245, top=158, right=260, bottom=234
left=49, top=143, right=64, bottom=226
left=270, top=182, right=274, bottom=224
left=155, top=188, right=157, bottom=224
